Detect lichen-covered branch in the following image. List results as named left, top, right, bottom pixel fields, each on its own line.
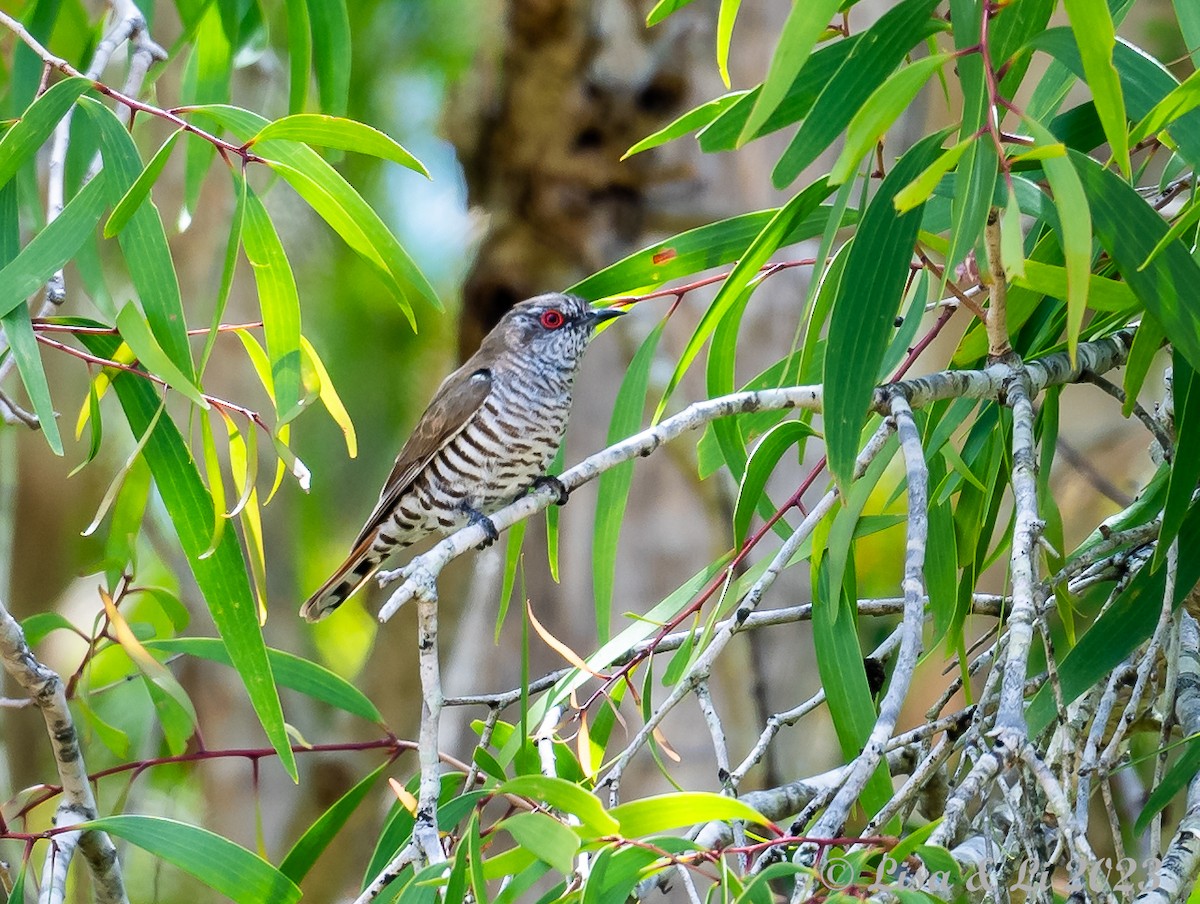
left=0, top=603, right=127, bottom=904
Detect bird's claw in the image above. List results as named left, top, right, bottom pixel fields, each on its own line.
left=465, top=506, right=500, bottom=549
left=532, top=475, right=569, bottom=506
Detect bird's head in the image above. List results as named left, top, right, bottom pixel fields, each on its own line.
left=490, top=293, right=625, bottom=370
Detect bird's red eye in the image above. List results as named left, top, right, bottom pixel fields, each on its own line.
left=540, top=309, right=565, bottom=329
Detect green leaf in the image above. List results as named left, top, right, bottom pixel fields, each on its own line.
left=85, top=815, right=300, bottom=904
left=1012, top=261, right=1134, bottom=313
left=21, top=611, right=79, bottom=647
left=830, top=54, right=951, bottom=186
left=1137, top=733, right=1200, bottom=833
left=78, top=332, right=297, bottom=780
left=501, top=812, right=580, bottom=875
left=812, top=550, right=892, bottom=814
left=1070, top=149, right=1200, bottom=372
left=242, top=186, right=303, bottom=425
left=115, top=302, right=209, bottom=408
left=497, top=776, right=619, bottom=837
left=646, top=0, right=697, bottom=26
left=189, top=104, right=439, bottom=318
left=279, top=764, right=386, bottom=882
left=284, top=0, right=311, bottom=113
left=824, top=131, right=945, bottom=489
left=1024, top=120, right=1091, bottom=363
left=1129, top=67, right=1200, bottom=147
left=716, top=0, right=741, bottom=89
left=773, top=0, right=943, bottom=188
left=737, top=0, right=842, bottom=146
left=306, top=0, right=350, bottom=117
left=657, top=178, right=835, bottom=419
left=570, top=202, right=852, bottom=302
left=1158, top=351, right=1200, bottom=563
left=894, top=137, right=974, bottom=213
left=0, top=175, right=108, bottom=320
left=610, top=792, right=765, bottom=837
left=1062, top=0, right=1129, bottom=176
left=593, top=318, right=665, bottom=640
left=250, top=114, right=429, bottom=176
left=0, top=77, right=89, bottom=192
left=0, top=178, right=60, bottom=454
left=623, top=93, right=745, bottom=159
left=1122, top=313, right=1164, bottom=417
left=1176, top=0, right=1200, bottom=67
left=104, top=130, right=184, bottom=238
left=733, top=420, right=818, bottom=546
left=83, top=98, right=194, bottom=380
left=146, top=636, right=383, bottom=723
left=1028, top=502, right=1200, bottom=734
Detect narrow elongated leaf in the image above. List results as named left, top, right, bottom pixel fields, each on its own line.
left=1176, top=0, right=1200, bottom=67
left=285, top=0, right=311, bottom=113
left=1158, top=351, right=1200, bottom=564
left=737, top=0, right=842, bottom=145
left=1025, top=120, right=1091, bottom=362
left=812, top=548, right=892, bottom=814
left=0, top=174, right=108, bottom=320
left=1137, top=734, right=1200, bottom=833
left=824, top=131, right=945, bottom=489
left=147, top=636, right=383, bottom=722
left=82, top=98, right=194, bottom=379
left=1062, top=0, right=1129, bottom=175
left=830, top=53, right=951, bottom=185
left=894, top=137, right=974, bottom=212
left=1028, top=502, right=1200, bottom=734
left=104, top=130, right=184, bottom=238
left=301, top=336, right=357, bottom=457
left=657, top=177, right=835, bottom=418
left=1070, top=149, right=1200, bottom=371
left=78, top=332, right=297, bottom=780
left=250, top=114, right=428, bottom=176
left=1013, top=261, right=1134, bottom=313
left=1122, top=313, right=1165, bottom=416
left=307, top=0, right=350, bottom=117
left=189, top=104, right=439, bottom=316
left=610, top=793, right=765, bottom=836
left=85, top=815, right=300, bottom=904
left=0, top=77, right=89, bottom=191
left=497, top=776, right=619, bottom=837
left=716, top=0, right=741, bottom=89
left=242, top=187, right=303, bottom=425
left=280, top=764, right=387, bottom=882
left=115, top=302, right=209, bottom=408
left=733, top=420, right=818, bottom=545
left=0, top=180, right=60, bottom=454
left=570, top=202, right=853, bottom=301
left=646, top=0, right=696, bottom=26
left=773, top=0, right=943, bottom=188
left=593, top=318, right=664, bottom=640
left=623, top=93, right=745, bottom=159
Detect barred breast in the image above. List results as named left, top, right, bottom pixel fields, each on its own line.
left=369, top=368, right=571, bottom=555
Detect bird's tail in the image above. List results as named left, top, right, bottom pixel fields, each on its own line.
left=300, top=538, right=381, bottom=622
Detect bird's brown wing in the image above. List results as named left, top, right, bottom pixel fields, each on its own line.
left=352, top=366, right=493, bottom=547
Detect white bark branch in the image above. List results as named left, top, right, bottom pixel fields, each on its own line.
left=0, top=603, right=127, bottom=904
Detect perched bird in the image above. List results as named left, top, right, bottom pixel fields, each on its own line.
left=300, top=292, right=625, bottom=621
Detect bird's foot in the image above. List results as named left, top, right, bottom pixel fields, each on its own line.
left=464, top=506, right=500, bottom=549
left=531, top=474, right=569, bottom=506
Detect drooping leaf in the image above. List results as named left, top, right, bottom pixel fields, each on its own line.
left=824, top=131, right=946, bottom=489
left=0, top=77, right=89, bottom=192
left=78, top=332, right=297, bottom=780
left=85, top=815, right=300, bottom=904
left=250, top=114, right=428, bottom=176
left=241, top=186, right=303, bottom=425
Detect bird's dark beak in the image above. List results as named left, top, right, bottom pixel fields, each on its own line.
left=587, top=306, right=627, bottom=327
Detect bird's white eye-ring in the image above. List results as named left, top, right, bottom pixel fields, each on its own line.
left=540, top=309, right=565, bottom=329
